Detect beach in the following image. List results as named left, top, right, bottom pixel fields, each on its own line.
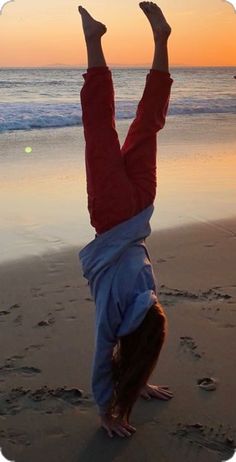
left=0, top=212, right=236, bottom=462
left=0, top=113, right=236, bottom=263
left=0, top=67, right=236, bottom=460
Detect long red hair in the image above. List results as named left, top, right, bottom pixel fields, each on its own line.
left=108, top=300, right=167, bottom=423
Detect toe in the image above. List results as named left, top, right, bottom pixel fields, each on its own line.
left=143, top=5, right=150, bottom=13
left=80, top=6, right=90, bottom=17
left=140, top=2, right=148, bottom=7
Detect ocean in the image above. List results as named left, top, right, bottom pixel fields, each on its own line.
left=0, top=67, right=236, bottom=263
left=0, top=67, right=236, bottom=132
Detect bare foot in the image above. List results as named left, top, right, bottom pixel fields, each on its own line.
left=139, top=2, right=171, bottom=41
left=140, top=383, right=174, bottom=400
left=78, top=5, right=107, bottom=40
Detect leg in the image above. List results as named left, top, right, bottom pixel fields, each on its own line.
left=78, top=5, right=107, bottom=69
left=121, top=3, right=173, bottom=210
left=79, top=7, right=137, bottom=234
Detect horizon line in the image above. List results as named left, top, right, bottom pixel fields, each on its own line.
left=1, top=64, right=236, bottom=68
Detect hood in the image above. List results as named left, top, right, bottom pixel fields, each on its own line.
left=117, top=289, right=158, bottom=337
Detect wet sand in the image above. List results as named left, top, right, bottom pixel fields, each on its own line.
left=0, top=114, right=236, bottom=263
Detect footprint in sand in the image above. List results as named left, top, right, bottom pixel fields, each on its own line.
left=0, top=310, right=10, bottom=317
left=0, top=429, right=31, bottom=447
left=0, top=363, right=41, bottom=377
left=159, top=286, right=232, bottom=304
left=0, top=386, right=92, bottom=416
left=170, top=422, right=235, bottom=460
left=159, top=287, right=199, bottom=306
left=31, top=288, right=45, bottom=298
left=9, top=304, right=20, bottom=310
left=36, top=317, right=55, bottom=327
left=202, top=289, right=232, bottom=301
left=0, top=304, right=21, bottom=321
left=179, top=336, right=203, bottom=359
left=0, top=356, right=41, bottom=377
left=24, top=344, right=44, bottom=352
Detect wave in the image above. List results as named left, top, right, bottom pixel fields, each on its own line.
left=0, top=99, right=235, bottom=132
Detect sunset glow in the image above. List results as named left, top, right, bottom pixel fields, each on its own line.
left=0, top=0, right=235, bottom=67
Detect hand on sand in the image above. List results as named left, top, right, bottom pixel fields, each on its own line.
left=140, top=383, right=174, bottom=400
left=100, top=413, right=136, bottom=438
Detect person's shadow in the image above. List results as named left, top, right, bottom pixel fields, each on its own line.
left=75, top=429, right=132, bottom=462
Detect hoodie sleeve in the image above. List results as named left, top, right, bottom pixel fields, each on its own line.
left=91, top=300, right=117, bottom=417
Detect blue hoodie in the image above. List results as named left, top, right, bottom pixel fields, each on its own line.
left=79, top=204, right=158, bottom=415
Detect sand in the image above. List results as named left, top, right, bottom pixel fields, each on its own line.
left=1, top=113, right=236, bottom=264
left=0, top=213, right=236, bottom=462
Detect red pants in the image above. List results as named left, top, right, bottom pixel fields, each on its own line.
left=80, top=66, right=173, bottom=234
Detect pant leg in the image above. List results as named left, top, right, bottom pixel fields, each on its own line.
left=80, top=66, right=137, bottom=234
left=121, top=69, right=173, bottom=210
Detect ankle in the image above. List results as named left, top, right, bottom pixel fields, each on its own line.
left=85, top=35, right=102, bottom=45
left=154, top=35, right=168, bottom=46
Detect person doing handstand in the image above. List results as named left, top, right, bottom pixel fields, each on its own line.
left=78, top=2, right=174, bottom=439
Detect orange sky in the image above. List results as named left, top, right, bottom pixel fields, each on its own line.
left=0, top=0, right=235, bottom=67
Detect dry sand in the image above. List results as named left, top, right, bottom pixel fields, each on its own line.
left=0, top=215, right=236, bottom=462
